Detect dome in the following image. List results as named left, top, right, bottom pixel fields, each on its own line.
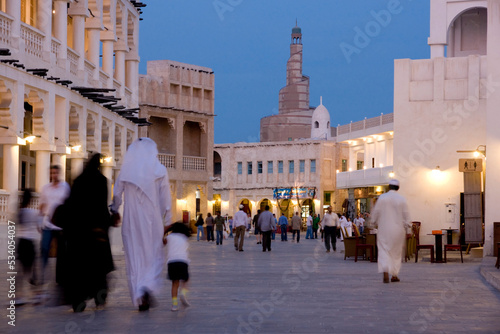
left=292, top=26, right=302, bottom=34
left=310, top=97, right=331, bottom=140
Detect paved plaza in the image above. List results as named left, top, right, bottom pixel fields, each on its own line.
left=2, top=236, right=500, bottom=334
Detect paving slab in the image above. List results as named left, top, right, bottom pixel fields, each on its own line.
left=1, top=237, right=499, bottom=333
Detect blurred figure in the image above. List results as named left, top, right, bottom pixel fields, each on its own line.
left=253, top=210, right=262, bottom=244
left=313, top=213, right=320, bottom=239
left=233, top=205, right=247, bottom=251
left=278, top=212, right=288, bottom=241
left=195, top=214, right=204, bottom=241
left=305, top=212, right=313, bottom=239
left=258, top=205, right=275, bottom=252
left=291, top=212, right=301, bottom=243
left=272, top=214, right=277, bottom=240
left=163, top=222, right=191, bottom=312
left=321, top=206, right=339, bottom=253
left=62, top=154, right=114, bottom=312
left=39, top=165, right=70, bottom=284
left=111, top=138, right=172, bottom=311
left=205, top=212, right=214, bottom=242
left=16, top=189, right=42, bottom=305
left=214, top=211, right=225, bottom=245
left=228, top=216, right=233, bottom=238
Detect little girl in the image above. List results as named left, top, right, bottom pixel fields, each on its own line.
left=163, top=222, right=191, bottom=311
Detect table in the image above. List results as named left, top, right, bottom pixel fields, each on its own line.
left=441, top=229, right=459, bottom=245
left=427, top=234, right=444, bottom=263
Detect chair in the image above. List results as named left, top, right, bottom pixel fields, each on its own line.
left=414, top=222, right=435, bottom=263
left=340, top=227, right=357, bottom=260
left=405, top=227, right=416, bottom=262
left=444, top=227, right=463, bottom=263
left=353, top=226, right=375, bottom=262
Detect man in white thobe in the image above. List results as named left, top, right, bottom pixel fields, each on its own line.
left=371, top=179, right=411, bottom=283
left=111, top=138, right=172, bottom=310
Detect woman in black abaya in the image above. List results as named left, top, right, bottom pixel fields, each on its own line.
left=63, top=153, right=114, bottom=312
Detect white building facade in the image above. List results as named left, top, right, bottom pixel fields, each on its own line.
left=393, top=0, right=499, bottom=252
left=0, top=0, right=143, bottom=255
left=213, top=140, right=347, bottom=221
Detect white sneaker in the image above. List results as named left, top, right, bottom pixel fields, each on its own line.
left=180, top=292, right=190, bottom=307
left=171, top=303, right=179, bottom=312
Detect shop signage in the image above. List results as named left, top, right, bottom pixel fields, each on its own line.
left=273, top=187, right=317, bottom=200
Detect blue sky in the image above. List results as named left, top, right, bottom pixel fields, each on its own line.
left=139, top=0, right=430, bottom=144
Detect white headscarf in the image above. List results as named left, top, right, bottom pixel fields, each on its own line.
left=119, top=138, right=167, bottom=203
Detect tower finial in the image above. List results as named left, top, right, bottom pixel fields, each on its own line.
left=296, top=18, right=298, bottom=27
left=320, top=96, right=323, bottom=105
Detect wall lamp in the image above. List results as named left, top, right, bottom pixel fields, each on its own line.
left=457, top=145, right=486, bottom=157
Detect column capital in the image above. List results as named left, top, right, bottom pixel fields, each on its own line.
left=85, top=17, right=103, bottom=30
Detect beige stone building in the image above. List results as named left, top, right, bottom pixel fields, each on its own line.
left=0, top=0, right=145, bottom=257
left=213, top=140, right=347, bottom=220
left=139, top=60, right=215, bottom=222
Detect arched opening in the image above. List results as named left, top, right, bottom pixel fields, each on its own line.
left=278, top=198, right=293, bottom=218
left=259, top=198, right=273, bottom=212
left=239, top=199, right=252, bottom=216
left=213, top=151, right=221, bottom=178
left=447, top=7, right=487, bottom=57
left=149, top=116, right=176, bottom=154
left=314, top=121, right=319, bottom=129
left=183, top=121, right=202, bottom=157
left=326, top=121, right=330, bottom=129
left=301, top=199, right=314, bottom=219
left=20, top=101, right=36, bottom=190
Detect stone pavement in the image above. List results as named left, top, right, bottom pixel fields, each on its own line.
left=2, top=236, right=500, bottom=334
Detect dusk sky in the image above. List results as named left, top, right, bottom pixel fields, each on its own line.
left=139, top=0, right=430, bottom=144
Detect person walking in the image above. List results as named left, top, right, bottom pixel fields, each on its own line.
left=371, top=179, right=411, bottom=283
left=62, top=154, right=115, bottom=312
left=313, top=214, right=320, bottom=239
left=354, top=214, right=365, bottom=234
left=214, top=211, right=225, bottom=245
left=291, top=212, right=302, bottom=243
left=305, top=212, right=313, bottom=239
left=321, top=206, right=339, bottom=253
left=205, top=213, right=214, bottom=242
left=279, top=213, right=288, bottom=241
left=228, top=216, right=233, bottom=238
left=16, top=189, right=42, bottom=305
left=253, top=210, right=262, bottom=244
left=163, top=222, right=191, bottom=312
left=39, top=165, right=70, bottom=284
left=233, top=205, right=247, bottom=251
left=195, top=214, right=204, bottom=241
left=111, top=138, right=172, bottom=311
left=258, top=206, right=275, bottom=252
left=272, top=214, right=277, bottom=240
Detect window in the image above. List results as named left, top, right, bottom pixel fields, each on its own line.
left=257, top=161, right=263, bottom=174
left=247, top=162, right=253, bottom=175
left=324, top=192, right=332, bottom=205
left=299, top=160, right=305, bottom=173
left=268, top=161, right=273, bottom=174
left=21, top=0, right=37, bottom=27
left=314, top=121, right=319, bottom=129
left=289, top=160, right=294, bottom=174
left=278, top=160, right=283, bottom=174
left=342, top=159, right=347, bottom=172
left=372, top=158, right=375, bottom=168
left=310, top=159, right=316, bottom=173
left=357, top=161, right=363, bottom=170
left=237, top=162, right=242, bottom=175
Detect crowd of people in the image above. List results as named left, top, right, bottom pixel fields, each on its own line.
left=15, top=136, right=410, bottom=315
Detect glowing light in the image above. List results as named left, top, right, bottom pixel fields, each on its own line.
left=389, top=131, right=394, bottom=136
left=71, top=145, right=81, bottom=151
left=389, top=171, right=395, bottom=178
left=336, top=170, right=339, bottom=174
left=376, top=186, right=382, bottom=193
left=348, top=168, right=352, bottom=172
left=103, top=156, right=112, bottom=163
left=24, top=135, right=36, bottom=143
left=379, top=163, right=384, bottom=168
left=363, top=166, right=367, bottom=170
left=473, top=151, right=480, bottom=158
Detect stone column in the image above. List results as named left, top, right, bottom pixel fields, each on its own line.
left=102, top=40, right=114, bottom=88
left=38, top=0, right=52, bottom=62
left=35, top=151, right=51, bottom=193
left=484, top=0, right=500, bottom=256
left=71, top=158, right=84, bottom=182
left=51, top=154, right=67, bottom=183
left=125, top=59, right=139, bottom=107
left=53, top=0, right=68, bottom=66
left=3, top=144, right=19, bottom=215
left=72, top=15, right=86, bottom=71
left=6, top=0, right=21, bottom=50
left=87, top=29, right=101, bottom=70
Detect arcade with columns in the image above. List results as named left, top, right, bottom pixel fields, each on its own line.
left=0, top=0, right=145, bottom=229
